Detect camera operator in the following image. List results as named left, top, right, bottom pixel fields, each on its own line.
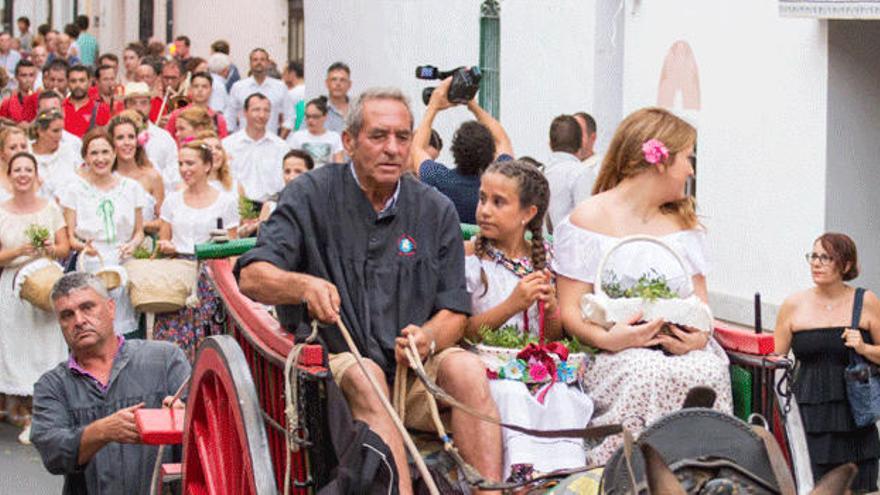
left=411, top=77, right=513, bottom=225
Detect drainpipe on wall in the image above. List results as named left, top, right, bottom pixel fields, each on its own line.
left=165, top=0, right=173, bottom=42
left=479, top=0, right=500, bottom=119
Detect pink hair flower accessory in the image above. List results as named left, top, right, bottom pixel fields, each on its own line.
left=137, top=131, right=150, bottom=147
left=642, top=138, right=669, bottom=165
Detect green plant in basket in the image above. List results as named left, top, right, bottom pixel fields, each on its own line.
left=25, top=224, right=51, bottom=251
left=477, top=324, right=596, bottom=354
left=238, top=196, right=259, bottom=220
left=602, top=269, right=677, bottom=301
left=478, top=324, right=537, bottom=349
left=132, top=245, right=153, bottom=259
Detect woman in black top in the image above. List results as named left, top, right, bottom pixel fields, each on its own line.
left=775, top=232, right=880, bottom=492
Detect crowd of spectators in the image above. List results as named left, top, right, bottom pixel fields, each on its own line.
left=0, top=16, right=875, bottom=495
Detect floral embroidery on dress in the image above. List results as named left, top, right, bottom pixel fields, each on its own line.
left=153, top=267, right=223, bottom=362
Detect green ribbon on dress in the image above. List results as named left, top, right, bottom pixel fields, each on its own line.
left=97, top=198, right=116, bottom=244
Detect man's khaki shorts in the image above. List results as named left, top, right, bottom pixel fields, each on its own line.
left=329, top=347, right=464, bottom=432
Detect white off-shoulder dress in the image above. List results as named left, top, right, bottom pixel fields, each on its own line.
left=552, top=218, right=732, bottom=465
left=466, top=250, right=594, bottom=478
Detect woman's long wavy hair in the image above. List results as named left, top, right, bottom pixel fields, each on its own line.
left=108, top=111, right=152, bottom=171
left=593, top=107, right=697, bottom=228
left=196, top=130, right=233, bottom=191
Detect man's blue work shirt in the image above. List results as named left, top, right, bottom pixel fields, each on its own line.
left=31, top=340, right=190, bottom=495
left=235, top=163, right=471, bottom=379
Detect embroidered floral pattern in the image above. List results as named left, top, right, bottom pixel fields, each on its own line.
left=153, top=268, right=223, bottom=362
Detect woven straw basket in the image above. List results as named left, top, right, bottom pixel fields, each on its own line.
left=580, top=235, right=713, bottom=333
left=16, top=258, right=64, bottom=312
left=77, top=252, right=126, bottom=291
left=95, top=269, right=123, bottom=291
left=123, top=259, right=197, bottom=314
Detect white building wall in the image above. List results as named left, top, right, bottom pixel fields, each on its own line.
left=825, top=20, right=880, bottom=294
left=304, top=0, right=482, bottom=164
left=173, top=0, right=289, bottom=73
left=304, top=0, right=595, bottom=167
left=620, top=0, right=829, bottom=325
left=499, top=0, right=595, bottom=163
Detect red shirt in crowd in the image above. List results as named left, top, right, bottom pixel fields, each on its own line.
left=62, top=97, right=112, bottom=137
left=0, top=91, right=37, bottom=122
left=149, top=97, right=168, bottom=123
left=165, top=105, right=229, bottom=141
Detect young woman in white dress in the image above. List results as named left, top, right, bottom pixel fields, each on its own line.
left=465, top=159, right=593, bottom=478
left=30, top=109, right=82, bottom=201
left=0, top=152, right=70, bottom=443
left=108, top=112, right=165, bottom=235
left=153, top=138, right=239, bottom=360
left=554, top=107, right=732, bottom=465
left=0, top=127, right=29, bottom=202
left=61, top=129, right=146, bottom=336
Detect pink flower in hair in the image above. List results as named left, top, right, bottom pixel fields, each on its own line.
left=642, top=138, right=669, bottom=165
left=137, top=131, right=150, bottom=148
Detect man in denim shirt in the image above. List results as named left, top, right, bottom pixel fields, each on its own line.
left=31, top=273, right=189, bottom=495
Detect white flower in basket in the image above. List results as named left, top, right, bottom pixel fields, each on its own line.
left=580, top=235, right=713, bottom=333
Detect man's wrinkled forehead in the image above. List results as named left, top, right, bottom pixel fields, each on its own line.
left=361, top=98, right=413, bottom=132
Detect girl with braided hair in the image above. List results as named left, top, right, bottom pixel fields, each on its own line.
left=464, top=159, right=593, bottom=479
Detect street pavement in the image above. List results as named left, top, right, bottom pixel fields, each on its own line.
left=0, top=422, right=63, bottom=494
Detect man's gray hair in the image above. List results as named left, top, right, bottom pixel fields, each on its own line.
left=51, top=272, right=110, bottom=302
left=207, top=53, right=231, bottom=74
left=345, top=87, right=413, bottom=138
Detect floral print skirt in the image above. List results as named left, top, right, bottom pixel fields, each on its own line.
left=152, top=267, right=223, bottom=362
left=584, top=338, right=733, bottom=465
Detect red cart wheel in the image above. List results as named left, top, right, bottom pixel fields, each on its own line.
left=183, top=335, right=277, bottom=495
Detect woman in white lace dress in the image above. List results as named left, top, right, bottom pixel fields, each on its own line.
left=466, top=159, right=593, bottom=478
left=0, top=152, right=70, bottom=442
left=554, top=108, right=732, bottom=465
left=61, top=129, right=146, bottom=336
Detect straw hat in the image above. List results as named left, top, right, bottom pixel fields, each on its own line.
left=123, top=81, right=153, bottom=100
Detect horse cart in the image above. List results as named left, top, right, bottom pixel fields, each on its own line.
left=134, top=232, right=812, bottom=494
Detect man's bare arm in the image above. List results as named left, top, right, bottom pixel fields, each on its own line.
left=239, top=261, right=340, bottom=323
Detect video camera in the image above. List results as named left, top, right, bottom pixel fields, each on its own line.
left=415, top=65, right=482, bottom=105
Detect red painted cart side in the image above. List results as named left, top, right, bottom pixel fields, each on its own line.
left=204, top=258, right=313, bottom=494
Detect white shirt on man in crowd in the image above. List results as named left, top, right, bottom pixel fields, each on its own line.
left=209, top=73, right=229, bottom=114
left=544, top=151, right=597, bottom=233
left=222, top=129, right=290, bottom=203
left=224, top=76, right=294, bottom=135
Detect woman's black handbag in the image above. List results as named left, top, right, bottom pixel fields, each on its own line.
left=844, top=288, right=880, bottom=428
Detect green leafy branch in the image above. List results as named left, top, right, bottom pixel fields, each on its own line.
left=602, top=269, right=678, bottom=301
left=25, top=224, right=50, bottom=250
